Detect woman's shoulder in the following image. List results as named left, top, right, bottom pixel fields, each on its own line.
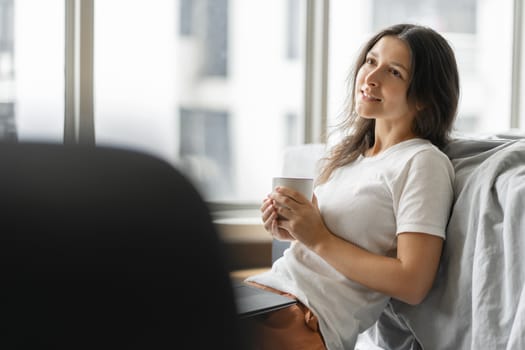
left=393, top=139, right=454, bottom=173
left=413, top=139, right=451, bottom=162
left=388, top=138, right=445, bottom=160
left=407, top=140, right=455, bottom=178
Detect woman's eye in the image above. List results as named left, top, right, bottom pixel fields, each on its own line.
left=365, top=58, right=375, bottom=65
left=390, top=68, right=401, bottom=78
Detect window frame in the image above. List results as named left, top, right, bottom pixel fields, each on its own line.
left=64, top=0, right=94, bottom=145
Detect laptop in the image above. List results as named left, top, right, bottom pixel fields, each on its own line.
left=232, top=279, right=297, bottom=319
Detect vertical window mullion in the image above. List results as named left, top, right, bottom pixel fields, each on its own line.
left=514, top=0, right=524, bottom=129
left=304, top=0, right=329, bottom=144
left=64, top=0, right=94, bottom=144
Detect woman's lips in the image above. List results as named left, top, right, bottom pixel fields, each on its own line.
left=361, top=90, right=382, bottom=102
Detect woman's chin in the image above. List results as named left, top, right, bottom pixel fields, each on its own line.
left=358, top=113, right=375, bottom=120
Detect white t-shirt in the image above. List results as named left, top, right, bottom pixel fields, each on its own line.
left=246, top=138, right=455, bottom=350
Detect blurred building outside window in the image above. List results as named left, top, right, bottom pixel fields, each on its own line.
left=1, top=0, right=521, bottom=208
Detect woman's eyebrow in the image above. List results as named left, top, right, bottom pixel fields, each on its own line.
left=367, top=51, right=409, bottom=72
left=365, top=50, right=410, bottom=74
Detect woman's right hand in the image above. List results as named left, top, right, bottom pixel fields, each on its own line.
left=260, top=195, right=296, bottom=241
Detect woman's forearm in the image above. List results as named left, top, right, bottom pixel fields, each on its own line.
left=310, top=231, right=444, bottom=305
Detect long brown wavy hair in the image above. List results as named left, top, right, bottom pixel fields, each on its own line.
left=317, top=23, right=460, bottom=185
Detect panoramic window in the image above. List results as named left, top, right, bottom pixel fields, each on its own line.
left=94, top=0, right=306, bottom=204
left=1, top=0, right=522, bottom=208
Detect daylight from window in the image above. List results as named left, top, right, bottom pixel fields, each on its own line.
left=1, top=0, right=518, bottom=205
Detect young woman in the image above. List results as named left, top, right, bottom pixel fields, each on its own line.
left=244, top=23, right=460, bottom=350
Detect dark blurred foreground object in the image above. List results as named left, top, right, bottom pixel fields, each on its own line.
left=0, top=142, right=242, bottom=349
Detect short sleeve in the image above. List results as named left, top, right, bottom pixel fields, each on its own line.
left=394, top=149, right=455, bottom=239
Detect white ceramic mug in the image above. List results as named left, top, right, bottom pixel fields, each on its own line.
left=271, top=176, right=314, bottom=201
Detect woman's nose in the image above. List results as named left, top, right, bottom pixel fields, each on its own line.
left=364, top=68, right=379, bottom=86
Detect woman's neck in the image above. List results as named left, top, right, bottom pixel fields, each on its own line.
left=366, top=129, right=417, bottom=157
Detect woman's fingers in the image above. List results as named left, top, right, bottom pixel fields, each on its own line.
left=260, top=196, right=278, bottom=231
left=261, top=196, right=274, bottom=217
left=270, top=188, right=307, bottom=216
left=260, top=196, right=272, bottom=212
left=261, top=192, right=301, bottom=241
left=274, top=186, right=308, bottom=205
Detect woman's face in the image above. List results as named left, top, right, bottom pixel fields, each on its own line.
left=355, top=35, right=417, bottom=125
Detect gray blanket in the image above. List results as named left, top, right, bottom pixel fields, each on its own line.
left=357, top=137, right=525, bottom=350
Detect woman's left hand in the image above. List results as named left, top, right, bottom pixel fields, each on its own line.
left=270, top=186, right=330, bottom=249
